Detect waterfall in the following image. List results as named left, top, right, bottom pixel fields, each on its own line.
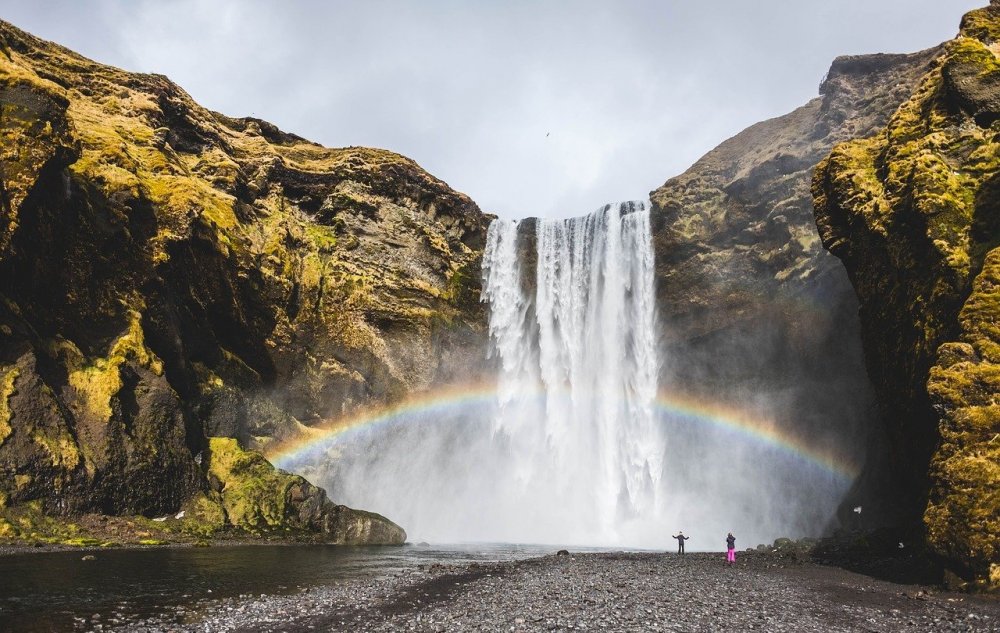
left=294, top=200, right=852, bottom=547
left=481, top=201, right=661, bottom=542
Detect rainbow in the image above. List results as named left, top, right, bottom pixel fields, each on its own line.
left=267, top=383, right=860, bottom=481
left=649, top=392, right=860, bottom=480
left=269, top=382, right=501, bottom=469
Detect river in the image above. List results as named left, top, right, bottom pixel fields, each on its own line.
left=0, top=543, right=564, bottom=631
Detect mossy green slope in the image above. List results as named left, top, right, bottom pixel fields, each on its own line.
left=813, top=1, right=1000, bottom=590
left=0, top=18, right=483, bottom=542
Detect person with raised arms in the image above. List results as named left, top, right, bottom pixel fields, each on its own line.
left=672, top=531, right=689, bottom=554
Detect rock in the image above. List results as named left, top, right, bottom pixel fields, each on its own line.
left=648, top=44, right=941, bottom=530
left=81, top=554, right=96, bottom=561
left=0, top=18, right=487, bottom=541
left=180, top=437, right=404, bottom=544
left=327, top=505, right=406, bottom=546
left=556, top=549, right=570, bottom=556
left=813, top=4, right=1000, bottom=590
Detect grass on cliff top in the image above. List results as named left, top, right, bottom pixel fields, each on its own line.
left=272, top=143, right=419, bottom=177
left=65, top=91, right=238, bottom=238
left=0, top=44, right=68, bottom=99
left=960, top=5, right=1000, bottom=44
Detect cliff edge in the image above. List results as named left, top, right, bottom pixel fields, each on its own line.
left=814, top=2, right=1000, bottom=589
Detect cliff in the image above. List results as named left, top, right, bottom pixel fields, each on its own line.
left=652, top=49, right=940, bottom=338
left=0, top=18, right=488, bottom=544
left=649, top=46, right=940, bottom=528
left=813, top=2, right=1000, bottom=589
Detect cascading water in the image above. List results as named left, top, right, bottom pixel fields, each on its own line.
left=481, top=201, right=661, bottom=542
left=291, top=201, right=854, bottom=548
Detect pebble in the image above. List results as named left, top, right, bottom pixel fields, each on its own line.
left=110, top=552, right=1000, bottom=632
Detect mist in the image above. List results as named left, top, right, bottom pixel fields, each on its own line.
left=278, top=203, right=860, bottom=549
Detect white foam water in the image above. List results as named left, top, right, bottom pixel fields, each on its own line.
left=480, top=201, right=661, bottom=543
left=296, top=201, right=851, bottom=548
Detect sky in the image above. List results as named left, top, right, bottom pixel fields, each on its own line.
left=1, top=1, right=984, bottom=218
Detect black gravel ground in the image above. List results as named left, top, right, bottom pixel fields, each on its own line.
left=117, top=551, right=1000, bottom=632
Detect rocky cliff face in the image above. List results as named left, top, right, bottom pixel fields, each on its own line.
left=649, top=47, right=940, bottom=528
left=813, top=3, right=1000, bottom=589
left=0, top=19, right=488, bottom=543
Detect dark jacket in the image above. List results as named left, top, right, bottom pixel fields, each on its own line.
left=726, top=535, right=736, bottom=549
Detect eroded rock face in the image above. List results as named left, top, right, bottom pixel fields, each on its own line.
left=0, top=19, right=487, bottom=541
left=813, top=2, right=1000, bottom=589
left=651, top=49, right=941, bottom=341
left=649, top=47, right=940, bottom=528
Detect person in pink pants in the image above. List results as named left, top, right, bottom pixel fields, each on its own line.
left=726, top=532, right=736, bottom=564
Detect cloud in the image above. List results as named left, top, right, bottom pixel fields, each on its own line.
left=2, top=0, right=983, bottom=218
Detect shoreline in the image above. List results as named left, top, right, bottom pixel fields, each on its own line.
left=123, top=550, right=1000, bottom=632
left=0, top=536, right=413, bottom=557
left=0, top=504, right=406, bottom=556
left=0, top=529, right=977, bottom=590
left=0, top=527, right=962, bottom=591
left=4, top=542, right=997, bottom=631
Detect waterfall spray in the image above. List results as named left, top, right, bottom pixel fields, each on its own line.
left=482, top=201, right=660, bottom=541
left=290, top=202, right=854, bottom=547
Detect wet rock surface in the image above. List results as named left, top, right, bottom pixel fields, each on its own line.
left=120, top=552, right=1000, bottom=632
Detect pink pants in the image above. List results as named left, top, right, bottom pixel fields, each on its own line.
left=726, top=548, right=736, bottom=563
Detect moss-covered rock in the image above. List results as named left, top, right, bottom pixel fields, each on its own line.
left=0, top=17, right=487, bottom=542
left=813, top=1, right=1000, bottom=590
left=194, top=437, right=404, bottom=543
left=924, top=250, right=1000, bottom=591
left=0, top=500, right=82, bottom=544
left=206, top=437, right=299, bottom=530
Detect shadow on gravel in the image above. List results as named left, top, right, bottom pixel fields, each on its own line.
left=810, top=528, right=946, bottom=587
left=377, top=562, right=511, bottom=616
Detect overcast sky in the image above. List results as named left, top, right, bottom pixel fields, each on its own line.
left=2, top=1, right=983, bottom=218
